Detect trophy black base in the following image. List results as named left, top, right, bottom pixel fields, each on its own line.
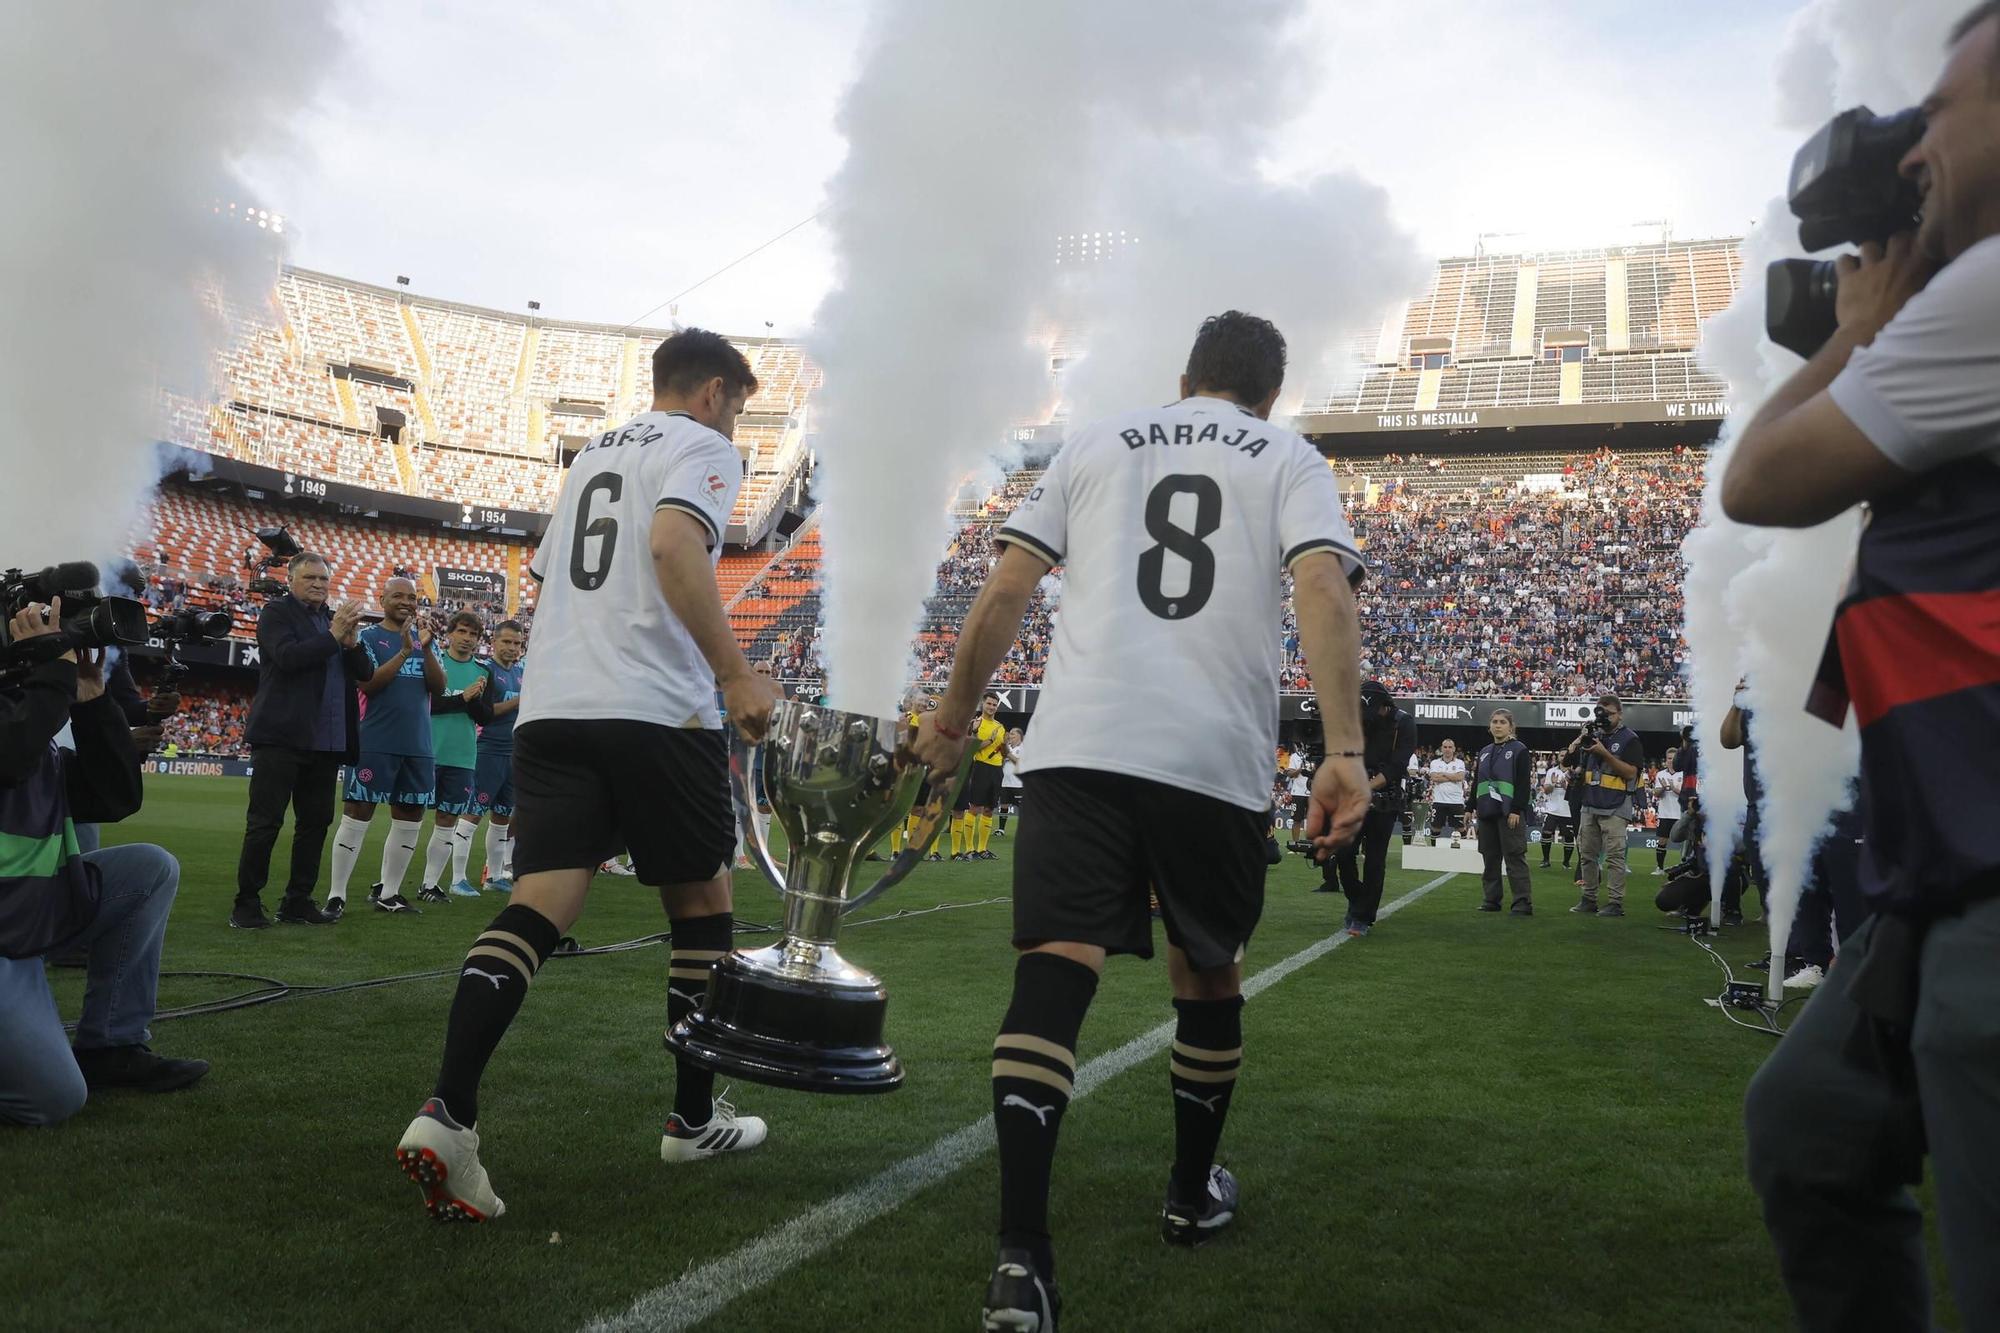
left=665, top=949, right=904, bottom=1094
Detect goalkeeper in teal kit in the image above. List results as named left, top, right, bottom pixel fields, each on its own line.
left=417, top=611, right=496, bottom=902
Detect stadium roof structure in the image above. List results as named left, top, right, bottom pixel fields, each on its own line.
left=1295, top=236, right=1743, bottom=452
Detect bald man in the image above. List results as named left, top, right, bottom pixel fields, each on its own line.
left=327, top=577, right=445, bottom=916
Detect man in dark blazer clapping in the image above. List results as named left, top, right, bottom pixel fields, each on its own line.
left=231, top=553, right=371, bottom=929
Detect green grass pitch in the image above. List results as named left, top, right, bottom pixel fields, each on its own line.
left=0, top=776, right=1958, bottom=1330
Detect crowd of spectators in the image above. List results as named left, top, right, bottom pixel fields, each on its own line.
left=156, top=682, right=254, bottom=757
left=138, top=568, right=261, bottom=626
left=1337, top=446, right=1700, bottom=698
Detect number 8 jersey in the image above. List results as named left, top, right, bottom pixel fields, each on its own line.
left=998, top=395, right=1364, bottom=810
left=518, top=410, right=744, bottom=730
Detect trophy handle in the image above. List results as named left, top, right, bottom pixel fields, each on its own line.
left=845, top=748, right=971, bottom=913
left=728, top=721, right=974, bottom=914
left=728, top=732, right=789, bottom=900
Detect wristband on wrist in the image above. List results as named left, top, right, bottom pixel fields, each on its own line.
left=1327, top=749, right=1364, bottom=758
left=932, top=720, right=966, bottom=741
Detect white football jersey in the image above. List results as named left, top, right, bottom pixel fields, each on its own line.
left=1538, top=765, right=1570, bottom=816
left=518, top=410, right=743, bottom=730
left=1001, top=741, right=1025, bottom=789
left=1653, top=769, right=1682, bottom=820
left=1429, top=757, right=1467, bottom=805
left=1002, top=395, right=1363, bottom=810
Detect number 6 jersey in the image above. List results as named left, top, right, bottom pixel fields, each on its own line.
left=998, top=395, right=1364, bottom=810
left=519, top=410, right=744, bottom=730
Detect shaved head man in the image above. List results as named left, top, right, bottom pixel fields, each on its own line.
left=326, top=575, right=446, bottom=916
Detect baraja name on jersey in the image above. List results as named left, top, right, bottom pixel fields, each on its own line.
left=1118, top=419, right=1272, bottom=457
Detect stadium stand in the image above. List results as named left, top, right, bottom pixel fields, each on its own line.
left=183, top=269, right=818, bottom=533
left=155, top=681, right=254, bottom=758
left=1330, top=444, right=1700, bottom=698
left=1311, top=237, right=1740, bottom=414
left=133, top=486, right=536, bottom=636
left=406, top=301, right=531, bottom=454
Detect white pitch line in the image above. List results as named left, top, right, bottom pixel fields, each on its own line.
left=583, top=872, right=1459, bottom=1333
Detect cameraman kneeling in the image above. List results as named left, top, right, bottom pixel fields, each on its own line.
left=0, top=599, right=207, bottom=1126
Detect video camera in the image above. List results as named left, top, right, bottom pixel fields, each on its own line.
left=149, top=606, right=234, bottom=686
left=0, top=563, right=148, bottom=675
left=1766, top=105, right=1926, bottom=358
left=248, top=527, right=302, bottom=597
left=1581, top=703, right=1615, bottom=740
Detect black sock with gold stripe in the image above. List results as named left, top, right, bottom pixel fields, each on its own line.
left=993, top=951, right=1099, bottom=1277
left=1169, top=996, right=1244, bottom=1201
left=432, top=903, right=561, bottom=1125
left=667, top=913, right=733, bottom=1124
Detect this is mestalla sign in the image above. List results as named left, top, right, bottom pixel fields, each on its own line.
left=1296, top=399, right=1732, bottom=435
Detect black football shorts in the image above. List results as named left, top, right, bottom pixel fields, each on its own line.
left=511, top=719, right=734, bottom=886
left=1012, top=766, right=1268, bottom=971
left=957, top=762, right=1004, bottom=811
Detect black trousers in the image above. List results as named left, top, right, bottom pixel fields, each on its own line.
left=1784, top=825, right=1870, bottom=968
left=237, top=745, right=343, bottom=904
left=1328, top=804, right=1395, bottom=924
left=1477, top=815, right=1532, bottom=908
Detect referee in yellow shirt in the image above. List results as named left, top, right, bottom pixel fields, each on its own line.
left=952, top=691, right=1009, bottom=860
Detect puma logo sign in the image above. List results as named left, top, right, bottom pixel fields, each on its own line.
left=462, top=967, right=509, bottom=990
left=1174, top=1088, right=1223, bottom=1115
left=336, top=842, right=357, bottom=853
left=667, top=986, right=704, bottom=1006
left=1001, top=1094, right=1056, bottom=1127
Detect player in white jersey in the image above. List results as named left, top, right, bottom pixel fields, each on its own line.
left=1651, top=747, right=1683, bottom=874
left=1426, top=739, right=1469, bottom=839
left=995, top=725, right=1026, bottom=837
left=1537, top=758, right=1576, bottom=870
left=912, top=312, right=1370, bottom=1330
left=394, top=330, right=782, bottom=1222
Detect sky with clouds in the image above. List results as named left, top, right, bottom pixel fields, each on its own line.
left=242, top=0, right=1810, bottom=335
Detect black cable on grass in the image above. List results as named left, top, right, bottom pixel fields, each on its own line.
left=54, top=900, right=1005, bottom=1029
left=1685, top=926, right=1788, bottom=1037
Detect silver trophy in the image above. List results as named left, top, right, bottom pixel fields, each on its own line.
left=664, top=698, right=969, bottom=1093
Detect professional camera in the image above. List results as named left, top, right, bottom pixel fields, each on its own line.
left=1581, top=703, right=1614, bottom=740
left=153, top=608, right=234, bottom=645
left=1766, top=105, right=1926, bottom=358
left=148, top=606, right=235, bottom=688
left=0, top=563, right=148, bottom=673
left=246, top=526, right=302, bottom=596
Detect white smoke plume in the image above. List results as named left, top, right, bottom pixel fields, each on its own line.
left=1684, top=0, right=1960, bottom=973
left=1055, top=148, right=1425, bottom=429
left=809, top=0, right=1424, bottom=715
left=0, top=2, right=338, bottom=576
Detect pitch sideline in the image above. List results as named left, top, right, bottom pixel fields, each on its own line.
left=583, top=872, right=1459, bottom=1333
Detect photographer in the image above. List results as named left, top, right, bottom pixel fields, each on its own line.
left=1564, top=693, right=1643, bottom=917
left=1731, top=11, right=2000, bottom=1325
left=1472, top=710, right=1533, bottom=915
left=0, top=600, right=208, bottom=1125
left=231, top=553, right=369, bottom=929
left=1321, top=681, right=1416, bottom=937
